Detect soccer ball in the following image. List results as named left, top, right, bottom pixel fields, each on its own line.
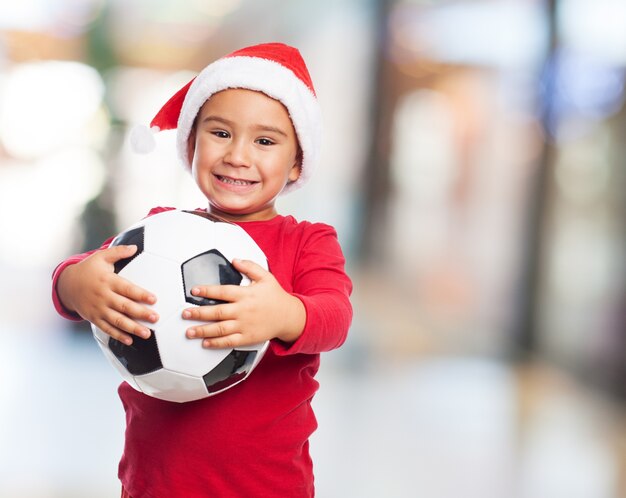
left=91, top=209, right=269, bottom=403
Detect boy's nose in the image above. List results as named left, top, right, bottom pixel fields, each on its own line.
left=224, top=140, right=252, bottom=167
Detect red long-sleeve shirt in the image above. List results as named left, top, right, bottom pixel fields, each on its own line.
left=51, top=207, right=353, bottom=497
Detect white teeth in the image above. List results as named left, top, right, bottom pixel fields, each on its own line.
left=219, top=176, right=253, bottom=186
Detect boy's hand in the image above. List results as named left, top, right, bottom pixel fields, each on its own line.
left=56, top=245, right=159, bottom=345
left=182, top=259, right=306, bottom=348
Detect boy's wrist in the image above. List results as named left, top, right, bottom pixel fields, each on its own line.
left=275, top=294, right=306, bottom=344
left=56, top=264, right=79, bottom=315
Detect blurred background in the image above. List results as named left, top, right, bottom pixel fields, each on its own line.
left=1, top=0, right=625, bottom=496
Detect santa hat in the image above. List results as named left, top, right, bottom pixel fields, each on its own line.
left=130, top=42, right=322, bottom=194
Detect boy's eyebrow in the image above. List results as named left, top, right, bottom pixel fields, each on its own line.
left=201, top=115, right=232, bottom=127
left=255, top=125, right=288, bottom=138
left=201, top=115, right=289, bottom=137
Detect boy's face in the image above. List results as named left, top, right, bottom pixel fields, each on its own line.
left=188, top=89, right=301, bottom=222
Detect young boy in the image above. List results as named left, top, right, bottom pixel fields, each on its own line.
left=51, top=43, right=353, bottom=497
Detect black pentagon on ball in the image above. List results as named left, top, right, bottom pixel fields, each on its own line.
left=109, top=226, right=145, bottom=273
left=203, top=350, right=258, bottom=394
left=109, top=331, right=162, bottom=376
left=182, top=249, right=242, bottom=306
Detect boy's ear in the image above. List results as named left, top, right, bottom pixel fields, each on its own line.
left=288, top=163, right=301, bottom=183
left=187, top=127, right=197, bottom=166
left=288, top=147, right=303, bottom=183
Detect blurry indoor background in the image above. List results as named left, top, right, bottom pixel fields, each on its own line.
left=1, top=0, right=626, bottom=497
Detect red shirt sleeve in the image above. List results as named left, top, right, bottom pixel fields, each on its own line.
left=271, top=223, right=353, bottom=356
left=51, top=246, right=111, bottom=321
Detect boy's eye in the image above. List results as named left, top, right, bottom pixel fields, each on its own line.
left=212, top=130, right=230, bottom=139
left=257, top=138, right=274, bottom=146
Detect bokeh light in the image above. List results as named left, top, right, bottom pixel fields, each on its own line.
left=1, top=1, right=626, bottom=497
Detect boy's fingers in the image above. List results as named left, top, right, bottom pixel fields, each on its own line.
left=201, top=334, right=241, bottom=350
left=103, top=244, right=138, bottom=263
left=102, top=309, right=152, bottom=339
left=186, top=320, right=238, bottom=341
left=114, top=295, right=159, bottom=324
left=113, top=278, right=157, bottom=305
left=232, top=259, right=267, bottom=282
left=190, top=284, right=240, bottom=303
left=93, top=318, right=135, bottom=345
left=183, top=303, right=233, bottom=322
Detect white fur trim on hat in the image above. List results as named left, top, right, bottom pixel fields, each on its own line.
left=176, top=56, right=322, bottom=194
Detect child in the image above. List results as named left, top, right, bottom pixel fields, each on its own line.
left=51, top=43, right=353, bottom=497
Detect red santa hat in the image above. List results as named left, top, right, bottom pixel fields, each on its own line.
left=130, top=42, right=322, bottom=194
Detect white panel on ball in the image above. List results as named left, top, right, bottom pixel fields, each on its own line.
left=119, top=253, right=187, bottom=326
left=154, top=311, right=234, bottom=377
left=143, top=210, right=218, bottom=264
left=213, top=222, right=268, bottom=280
left=92, top=324, right=111, bottom=347
left=135, top=369, right=209, bottom=403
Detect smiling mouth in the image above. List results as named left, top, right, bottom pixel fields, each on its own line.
left=216, top=175, right=257, bottom=186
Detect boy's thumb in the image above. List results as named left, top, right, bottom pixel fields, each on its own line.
left=232, top=258, right=266, bottom=281
left=106, top=244, right=137, bottom=261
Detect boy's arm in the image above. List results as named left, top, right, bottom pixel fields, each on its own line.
left=272, top=224, right=353, bottom=355
left=51, top=207, right=175, bottom=342
left=182, top=223, right=353, bottom=354
left=52, top=248, right=101, bottom=320
left=51, top=234, right=120, bottom=319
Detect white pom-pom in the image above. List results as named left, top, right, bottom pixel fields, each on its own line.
left=129, top=125, right=159, bottom=154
